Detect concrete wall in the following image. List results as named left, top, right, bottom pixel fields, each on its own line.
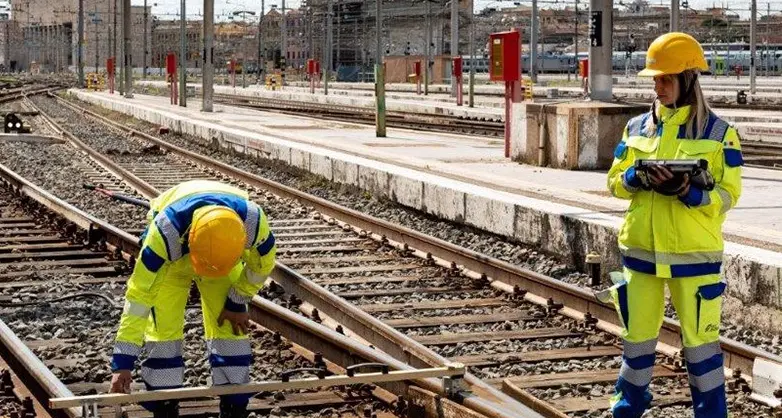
left=70, top=90, right=782, bottom=319
left=510, top=101, right=647, bottom=170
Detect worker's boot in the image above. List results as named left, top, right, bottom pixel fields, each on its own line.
left=219, top=398, right=249, bottom=418
left=152, top=400, right=179, bottom=418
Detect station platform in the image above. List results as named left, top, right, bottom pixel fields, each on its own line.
left=70, top=89, right=782, bottom=316
left=136, top=80, right=505, bottom=120
left=136, top=80, right=782, bottom=143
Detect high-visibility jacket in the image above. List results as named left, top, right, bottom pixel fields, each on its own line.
left=112, top=180, right=276, bottom=371
left=607, top=105, right=743, bottom=278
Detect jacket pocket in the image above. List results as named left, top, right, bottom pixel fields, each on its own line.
left=625, top=136, right=660, bottom=155
left=696, top=281, right=726, bottom=336
left=677, top=140, right=722, bottom=160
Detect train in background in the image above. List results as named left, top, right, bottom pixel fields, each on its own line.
left=461, top=43, right=782, bottom=75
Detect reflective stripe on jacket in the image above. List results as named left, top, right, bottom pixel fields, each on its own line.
left=112, top=180, right=276, bottom=371
left=607, top=105, right=742, bottom=279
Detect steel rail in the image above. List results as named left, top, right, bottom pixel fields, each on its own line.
left=56, top=93, right=782, bottom=376
left=24, top=98, right=159, bottom=200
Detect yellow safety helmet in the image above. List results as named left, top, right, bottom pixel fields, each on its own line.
left=188, top=206, right=246, bottom=278
left=638, top=32, right=708, bottom=77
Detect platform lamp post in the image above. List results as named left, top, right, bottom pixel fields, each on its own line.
left=78, top=0, right=84, bottom=87
left=203, top=0, right=215, bottom=112
left=179, top=0, right=186, bottom=107
left=375, top=0, right=386, bottom=137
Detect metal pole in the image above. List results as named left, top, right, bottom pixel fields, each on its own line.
left=450, top=0, right=458, bottom=96
left=118, top=0, right=124, bottom=94
left=751, top=0, right=756, bottom=94
left=307, top=4, right=312, bottom=62
left=179, top=0, right=186, bottom=107
left=123, top=0, right=132, bottom=97
left=4, top=22, right=9, bottom=72
left=143, top=0, right=147, bottom=79
left=425, top=0, right=430, bottom=95
left=767, top=2, right=770, bottom=77
left=531, top=0, right=538, bottom=83
left=336, top=1, right=340, bottom=68
left=375, top=0, right=385, bottom=137
left=114, top=0, right=119, bottom=87
left=203, top=0, right=214, bottom=111
left=94, top=5, right=99, bottom=72
left=281, top=0, right=286, bottom=72
left=670, top=0, right=679, bottom=32
left=574, top=0, right=579, bottom=80
left=257, top=0, right=264, bottom=83
left=107, top=0, right=112, bottom=72
left=468, top=0, right=474, bottom=108
left=325, top=0, right=332, bottom=95
left=78, top=0, right=84, bottom=86
left=588, top=0, right=612, bottom=100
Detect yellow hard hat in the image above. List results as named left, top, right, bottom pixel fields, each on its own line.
left=188, top=206, right=246, bottom=278
left=638, top=32, right=708, bottom=77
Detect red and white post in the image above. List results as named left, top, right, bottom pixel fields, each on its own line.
left=107, top=58, right=115, bottom=94
left=167, top=53, right=178, bottom=105
left=415, top=60, right=422, bottom=95
left=452, top=56, right=463, bottom=106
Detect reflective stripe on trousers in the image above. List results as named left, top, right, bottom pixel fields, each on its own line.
left=140, top=340, right=185, bottom=390
left=684, top=341, right=728, bottom=418
left=208, top=339, right=252, bottom=386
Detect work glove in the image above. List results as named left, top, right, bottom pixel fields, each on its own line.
left=647, top=165, right=690, bottom=196
left=690, top=166, right=715, bottom=191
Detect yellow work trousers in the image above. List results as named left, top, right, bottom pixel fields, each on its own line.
left=140, top=260, right=252, bottom=410
left=610, top=269, right=727, bottom=418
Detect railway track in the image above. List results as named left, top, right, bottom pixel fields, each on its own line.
left=5, top=92, right=775, bottom=417
left=213, top=93, right=505, bottom=138
left=0, top=139, right=415, bottom=417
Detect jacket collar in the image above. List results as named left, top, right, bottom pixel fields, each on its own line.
left=657, top=104, right=691, bottom=126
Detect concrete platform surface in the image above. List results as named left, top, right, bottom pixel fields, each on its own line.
left=71, top=89, right=782, bottom=312
left=137, top=80, right=505, bottom=120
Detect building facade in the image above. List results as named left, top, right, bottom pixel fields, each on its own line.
left=10, top=0, right=150, bottom=72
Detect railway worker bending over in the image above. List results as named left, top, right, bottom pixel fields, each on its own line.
left=606, top=32, right=743, bottom=418
left=109, top=180, right=277, bottom=418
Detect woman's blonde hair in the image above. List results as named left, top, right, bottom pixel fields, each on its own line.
left=644, top=69, right=712, bottom=139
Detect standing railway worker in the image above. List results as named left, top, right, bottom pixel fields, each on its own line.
left=606, top=32, right=743, bottom=418
left=109, top=180, right=277, bottom=418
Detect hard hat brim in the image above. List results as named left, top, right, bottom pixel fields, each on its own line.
left=638, top=68, right=665, bottom=77
left=191, top=254, right=235, bottom=278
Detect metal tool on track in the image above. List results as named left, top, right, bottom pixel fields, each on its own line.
left=50, top=363, right=466, bottom=415
left=83, top=184, right=151, bottom=209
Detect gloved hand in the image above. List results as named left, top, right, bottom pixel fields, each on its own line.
left=648, top=165, right=690, bottom=196
left=110, top=370, right=132, bottom=393
left=690, top=167, right=715, bottom=191
left=218, top=309, right=250, bottom=336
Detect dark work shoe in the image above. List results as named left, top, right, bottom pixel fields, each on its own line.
left=152, top=401, right=179, bottom=418
left=219, top=399, right=249, bottom=418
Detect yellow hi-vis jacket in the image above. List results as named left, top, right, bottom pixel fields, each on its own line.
left=607, top=105, right=743, bottom=278
left=112, top=180, right=276, bottom=371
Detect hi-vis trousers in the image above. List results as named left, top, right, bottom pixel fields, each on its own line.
left=140, top=261, right=252, bottom=411
left=608, top=269, right=727, bottom=418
